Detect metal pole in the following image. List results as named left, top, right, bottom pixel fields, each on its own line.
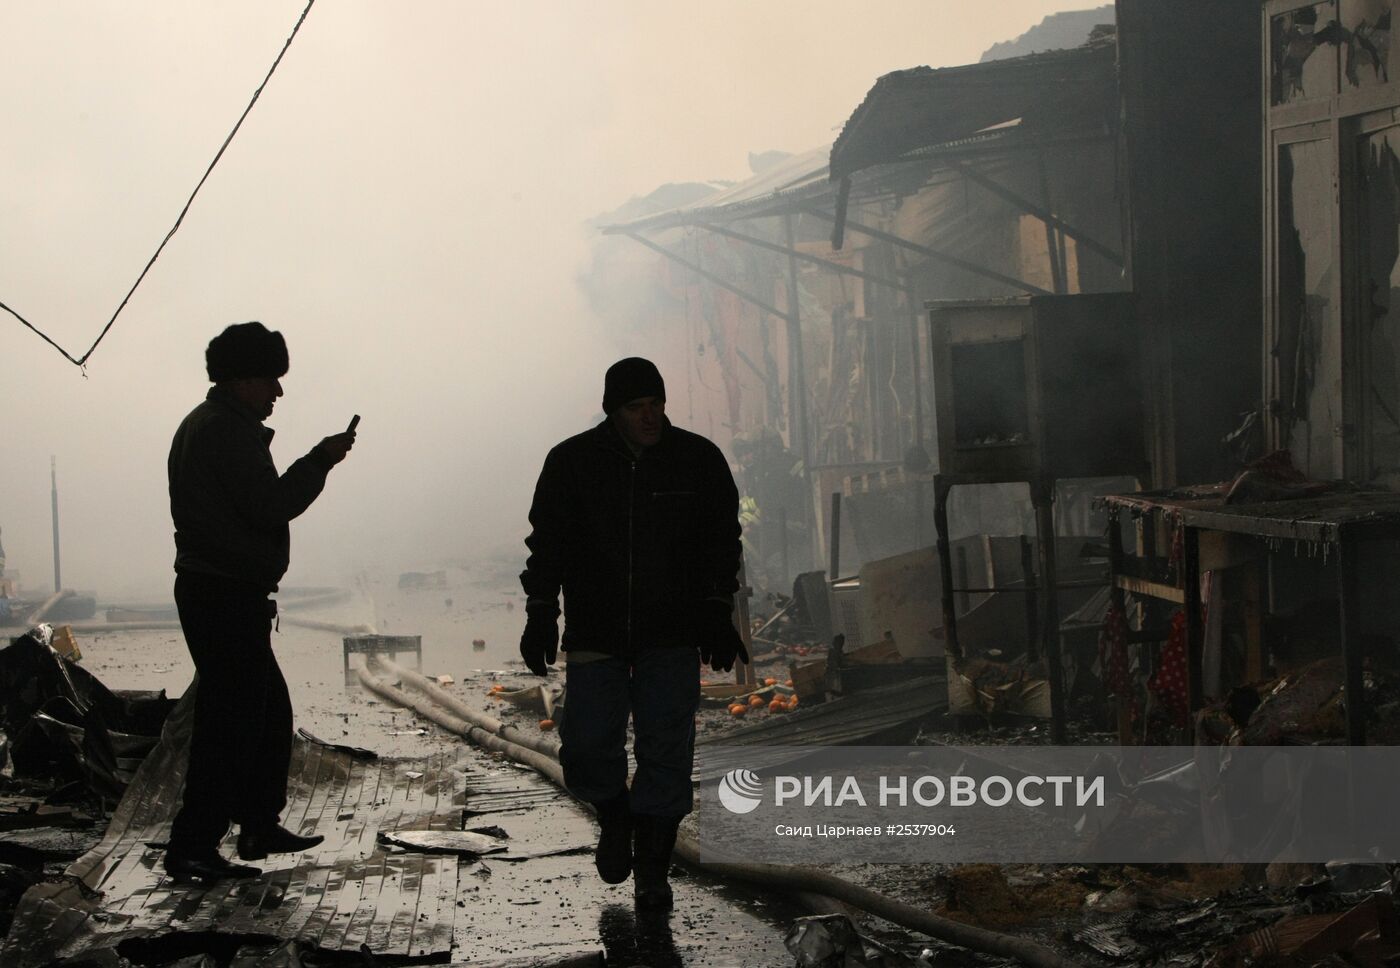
left=1337, top=540, right=1366, bottom=745
left=1037, top=152, right=1067, bottom=295
left=696, top=222, right=912, bottom=292
left=935, top=476, right=961, bottom=661
left=909, top=310, right=925, bottom=454
left=1020, top=535, right=1039, bottom=662
left=1183, top=525, right=1203, bottom=726
left=1336, top=538, right=1364, bottom=853
left=782, top=214, right=813, bottom=482
left=1033, top=481, right=1065, bottom=744
left=799, top=207, right=1053, bottom=296
left=914, top=478, right=925, bottom=550
left=50, top=456, right=61, bottom=592
left=778, top=506, right=790, bottom=592
left=828, top=492, right=842, bottom=581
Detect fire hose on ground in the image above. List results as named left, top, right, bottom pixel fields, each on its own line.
left=358, top=655, right=1085, bottom=968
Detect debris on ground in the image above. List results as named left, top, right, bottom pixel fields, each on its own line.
left=0, top=625, right=173, bottom=806
left=947, top=653, right=1051, bottom=720
left=785, top=913, right=931, bottom=967
left=377, top=827, right=509, bottom=857
left=1193, top=656, right=1400, bottom=746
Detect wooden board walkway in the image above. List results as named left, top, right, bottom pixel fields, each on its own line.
left=0, top=693, right=462, bottom=966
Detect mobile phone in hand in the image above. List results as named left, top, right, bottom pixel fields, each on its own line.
left=347, top=414, right=360, bottom=433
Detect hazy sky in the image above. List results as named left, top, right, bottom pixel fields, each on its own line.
left=1, top=1, right=1100, bottom=600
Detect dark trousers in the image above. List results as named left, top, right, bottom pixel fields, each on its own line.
left=559, top=647, right=700, bottom=818
left=169, top=572, right=292, bottom=854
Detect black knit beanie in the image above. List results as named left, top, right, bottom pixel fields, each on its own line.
left=205, top=322, right=289, bottom=382
left=602, top=357, right=665, bottom=414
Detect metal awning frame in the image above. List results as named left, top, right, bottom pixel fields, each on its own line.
left=600, top=121, right=1122, bottom=304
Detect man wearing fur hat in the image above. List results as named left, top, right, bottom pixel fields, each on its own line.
left=519, top=357, right=746, bottom=912
left=164, top=321, right=355, bottom=883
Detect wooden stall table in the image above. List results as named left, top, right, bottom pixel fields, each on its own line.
left=1104, top=486, right=1400, bottom=745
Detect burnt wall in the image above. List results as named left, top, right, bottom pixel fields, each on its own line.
left=1117, top=0, right=1263, bottom=485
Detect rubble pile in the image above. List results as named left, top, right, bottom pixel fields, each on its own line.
left=852, top=861, right=1400, bottom=968
left=0, top=625, right=177, bottom=949
left=1196, top=656, right=1400, bottom=746
left=747, top=590, right=827, bottom=659
left=0, top=625, right=173, bottom=801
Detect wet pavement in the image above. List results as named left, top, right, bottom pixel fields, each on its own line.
left=6, top=566, right=807, bottom=966
left=451, top=764, right=803, bottom=966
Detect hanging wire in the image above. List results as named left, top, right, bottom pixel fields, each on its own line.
left=1, top=0, right=318, bottom=370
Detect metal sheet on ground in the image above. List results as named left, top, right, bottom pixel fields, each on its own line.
left=693, top=675, right=949, bottom=781
left=0, top=693, right=461, bottom=966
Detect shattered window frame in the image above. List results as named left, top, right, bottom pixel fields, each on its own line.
left=1270, top=0, right=1340, bottom=105
left=1351, top=113, right=1400, bottom=481
left=1264, top=0, right=1400, bottom=482
left=1340, top=0, right=1394, bottom=91
left=1272, top=127, right=1343, bottom=480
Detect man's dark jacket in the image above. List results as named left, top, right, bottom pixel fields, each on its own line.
left=169, top=386, right=331, bottom=593
left=520, top=418, right=740, bottom=657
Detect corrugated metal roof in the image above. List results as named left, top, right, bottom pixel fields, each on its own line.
left=597, top=142, right=964, bottom=236
left=600, top=43, right=1116, bottom=238
left=829, top=38, right=1118, bottom=181
left=599, top=144, right=833, bottom=235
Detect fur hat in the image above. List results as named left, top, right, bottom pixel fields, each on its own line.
left=602, top=357, right=665, bottom=414
left=205, top=322, right=289, bottom=382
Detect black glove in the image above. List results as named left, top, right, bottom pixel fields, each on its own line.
left=699, top=600, right=749, bottom=672
left=519, top=607, right=559, bottom=676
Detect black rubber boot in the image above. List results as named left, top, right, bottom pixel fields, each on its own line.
left=593, top=793, right=633, bottom=884
left=632, top=814, right=680, bottom=912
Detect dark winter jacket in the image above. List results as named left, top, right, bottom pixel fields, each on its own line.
left=520, top=418, right=741, bottom=657
left=169, top=386, right=331, bottom=593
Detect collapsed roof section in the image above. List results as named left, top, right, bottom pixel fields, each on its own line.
left=829, top=37, right=1119, bottom=182
left=598, top=145, right=836, bottom=236
left=589, top=33, right=1126, bottom=498
left=598, top=36, right=1120, bottom=247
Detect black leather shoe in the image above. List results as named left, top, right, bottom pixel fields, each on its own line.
left=164, top=849, right=261, bottom=884
left=237, top=824, right=325, bottom=861
left=594, top=794, right=633, bottom=884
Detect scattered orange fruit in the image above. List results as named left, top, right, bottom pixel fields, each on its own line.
left=539, top=719, right=556, bottom=731
left=768, top=698, right=785, bottom=713
left=749, top=695, right=765, bottom=707
left=764, top=677, right=777, bottom=686
left=729, top=704, right=748, bottom=717
left=785, top=679, right=794, bottom=687
left=788, top=695, right=800, bottom=708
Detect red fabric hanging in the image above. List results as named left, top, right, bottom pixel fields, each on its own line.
left=1098, top=602, right=1138, bottom=719
left=1149, top=610, right=1190, bottom=728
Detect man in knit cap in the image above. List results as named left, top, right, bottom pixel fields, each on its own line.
left=519, top=357, right=747, bottom=912
left=164, top=321, right=356, bottom=883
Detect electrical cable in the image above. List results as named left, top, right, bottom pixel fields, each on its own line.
left=1, top=0, right=317, bottom=371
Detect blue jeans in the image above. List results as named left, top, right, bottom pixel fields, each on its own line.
left=559, top=647, right=700, bottom=818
